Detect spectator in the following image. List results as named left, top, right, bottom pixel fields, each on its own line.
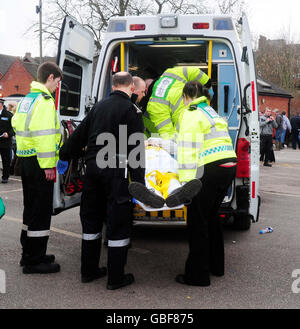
left=290, top=112, right=300, bottom=150
left=274, top=109, right=284, bottom=151
left=7, top=101, right=18, bottom=175
left=260, top=108, right=278, bottom=167
left=281, top=111, right=291, bottom=148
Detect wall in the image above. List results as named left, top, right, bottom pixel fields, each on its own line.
left=0, top=60, right=34, bottom=97
left=258, top=95, right=290, bottom=116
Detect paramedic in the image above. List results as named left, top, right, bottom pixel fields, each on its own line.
left=59, top=72, right=162, bottom=289
left=146, top=66, right=212, bottom=140
left=174, top=80, right=237, bottom=286
left=12, top=62, right=62, bottom=274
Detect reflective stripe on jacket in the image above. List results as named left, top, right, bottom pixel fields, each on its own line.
left=12, top=81, right=61, bottom=169
left=147, top=67, right=210, bottom=139
left=177, top=97, right=237, bottom=182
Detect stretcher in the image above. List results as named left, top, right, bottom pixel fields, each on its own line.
left=133, top=138, right=187, bottom=223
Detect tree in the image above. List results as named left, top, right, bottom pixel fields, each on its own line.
left=27, top=0, right=246, bottom=54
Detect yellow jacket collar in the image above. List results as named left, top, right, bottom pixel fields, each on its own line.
left=189, top=96, right=208, bottom=107
left=30, top=81, right=52, bottom=97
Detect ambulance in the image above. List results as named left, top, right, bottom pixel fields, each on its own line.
left=53, top=13, right=260, bottom=230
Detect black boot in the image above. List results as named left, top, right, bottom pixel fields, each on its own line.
left=23, top=262, right=60, bottom=274
left=20, top=254, right=55, bottom=266
left=128, top=182, right=165, bottom=208
left=81, top=238, right=106, bottom=282
left=107, top=245, right=134, bottom=289
left=165, top=179, right=202, bottom=208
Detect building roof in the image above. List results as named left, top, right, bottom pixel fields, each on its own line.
left=257, top=78, right=293, bottom=99
left=23, top=62, right=39, bottom=79
left=0, top=54, right=18, bottom=76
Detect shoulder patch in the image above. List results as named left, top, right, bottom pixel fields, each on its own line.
left=153, top=77, right=175, bottom=98
left=18, top=97, right=36, bottom=114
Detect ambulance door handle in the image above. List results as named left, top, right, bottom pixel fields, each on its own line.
left=224, top=85, right=229, bottom=113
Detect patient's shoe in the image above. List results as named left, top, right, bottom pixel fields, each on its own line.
left=165, top=179, right=202, bottom=208
left=128, top=182, right=165, bottom=208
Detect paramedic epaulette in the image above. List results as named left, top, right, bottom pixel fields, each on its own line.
left=189, top=104, right=198, bottom=111
left=41, top=93, right=51, bottom=100
left=133, top=104, right=142, bottom=114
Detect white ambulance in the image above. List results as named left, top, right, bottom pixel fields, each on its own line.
left=53, top=13, right=260, bottom=230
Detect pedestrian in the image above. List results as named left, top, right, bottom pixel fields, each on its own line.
left=146, top=66, right=212, bottom=140
left=281, top=111, right=291, bottom=148
left=173, top=80, right=237, bottom=286
left=274, top=109, right=284, bottom=150
left=12, top=61, right=63, bottom=274
left=290, top=112, right=300, bottom=150
left=260, top=108, right=278, bottom=167
left=0, top=98, right=15, bottom=183
left=58, top=72, right=163, bottom=289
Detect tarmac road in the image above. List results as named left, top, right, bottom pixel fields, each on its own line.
left=0, top=148, right=300, bottom=309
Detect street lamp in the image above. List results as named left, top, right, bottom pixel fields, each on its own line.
left=36, top=0, right=42, bottom=64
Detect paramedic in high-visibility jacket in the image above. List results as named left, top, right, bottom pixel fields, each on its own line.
left=146, top=66, right=212, bottom=140
left=12, top=62, right=62, bottom=274
left=173, top=80, right=237, bottom=287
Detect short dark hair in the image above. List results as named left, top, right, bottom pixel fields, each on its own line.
left=37, top=61, right=63, bottom=84
left=183, top=80, right=210, bottom=100
left=112, top=72, right=133, bottom=87
left=282, top=111, right=286, bottom=115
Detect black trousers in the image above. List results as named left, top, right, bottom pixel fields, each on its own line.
left=184, top=164, right=236, bottom=284
left=0, top=147, right=11, bottom=180
left=260, top=135, right=273, bottom=164
left=291, top=130, right=300, bottom=149
left=79, top=160, right=133, bottom=284
left=20, top=157, right=54, bottom=265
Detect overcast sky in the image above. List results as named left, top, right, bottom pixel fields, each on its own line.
left=1, top=0, right=300, bottom=58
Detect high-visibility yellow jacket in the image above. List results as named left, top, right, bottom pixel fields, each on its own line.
left=146, top=66, right=210, bottom=140
left=177, top=97, right=237, bottom=182
left=12, top=81, right=61, bottom=169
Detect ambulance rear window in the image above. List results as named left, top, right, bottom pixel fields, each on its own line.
left=213, top=18, right=234, bottom=30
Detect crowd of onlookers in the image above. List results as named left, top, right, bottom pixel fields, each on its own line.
left=259, top=108, right=300, bottom=167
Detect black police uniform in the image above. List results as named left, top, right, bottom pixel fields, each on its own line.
left=0, top=104, right=14, bottom=182
left=60, top=90, right=145, bottom=285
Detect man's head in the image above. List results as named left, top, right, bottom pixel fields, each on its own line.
left=37, top=61, right=63, bottom=93
left=282, top=111, right=286, bottom=116
left=7, top=101, right=17, bottom=114
left=112, top=72, right=134, bottom=97
left=132, top=76, right=146, bottom=103
left=0, top=99, right=4, bottom=110
left=265, top=108, right=272, bottom=117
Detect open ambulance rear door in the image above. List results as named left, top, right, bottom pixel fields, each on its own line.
left=53, top=16, right=95, bottom=214
left=240, top=14, right=260, bottom=222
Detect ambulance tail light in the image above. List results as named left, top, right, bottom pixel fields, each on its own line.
left=236, top=138, right=250, bottom=178
left=129, top=24, right=145, bottom=31
left=193, top=23, right=210, bottom=29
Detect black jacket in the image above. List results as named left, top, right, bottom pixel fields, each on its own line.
left=0, top=107, right=14, bottom=148
left=60, top=90, right=145, bottom=183
left=291, top=115, right=300, bottom=133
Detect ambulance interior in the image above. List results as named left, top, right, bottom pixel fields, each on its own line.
left=102, top=39, right=241, bottom=152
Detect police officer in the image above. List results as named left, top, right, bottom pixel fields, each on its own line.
left=173, top=81, right=237, bottom=286
left=12, top=62, right=62, bottom=274
left=146, top=66, right=212, bottom=140
left=59, top=72, right=163, bottom=289
left=0, top=98, right=14, bottom=183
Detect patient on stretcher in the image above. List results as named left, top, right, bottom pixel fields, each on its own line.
left=128, top=138, right=201, bottom=209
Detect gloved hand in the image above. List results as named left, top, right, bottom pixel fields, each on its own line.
left=208, top=87, right=214, bottom=99
left=57, top=160, right=69, bottom=175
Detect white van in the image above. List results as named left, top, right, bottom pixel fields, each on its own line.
left=53, top=13, right=260, bottom=230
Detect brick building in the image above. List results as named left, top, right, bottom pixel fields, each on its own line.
left=0, top=53, right=55, bottom=98
left=257, top=78, right=293, bottom=117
